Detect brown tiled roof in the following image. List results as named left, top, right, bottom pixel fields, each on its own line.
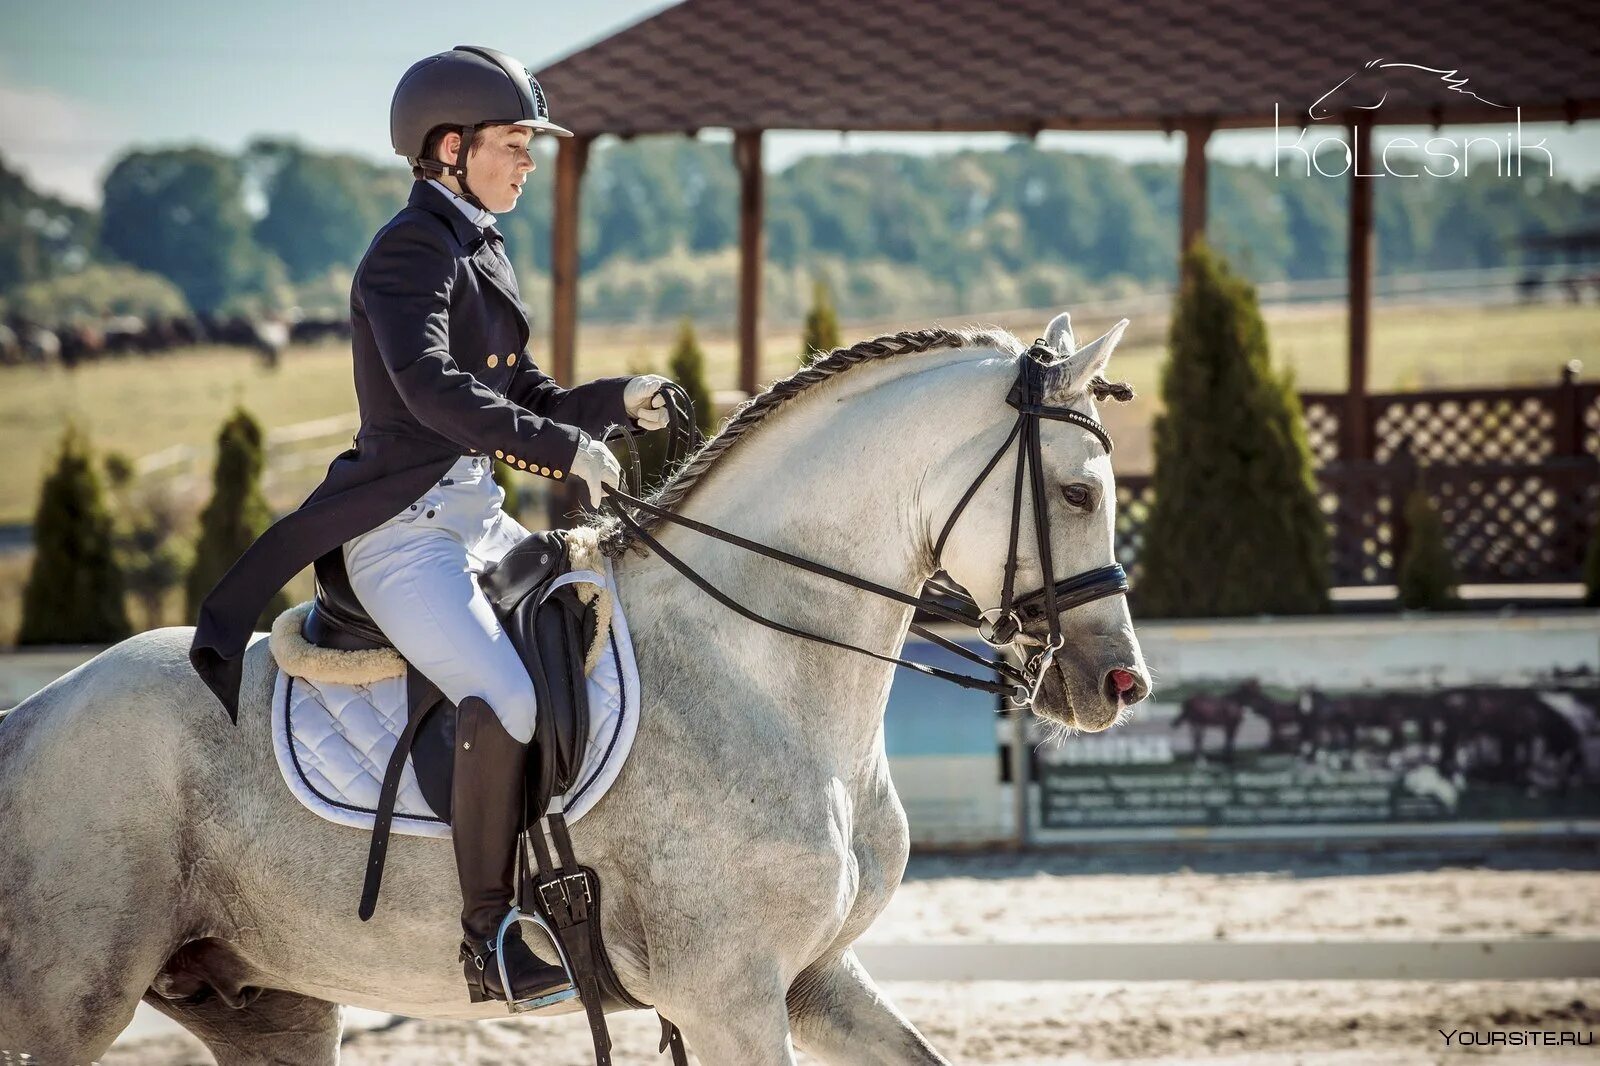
left=536, top=0, right=1599, bottom=136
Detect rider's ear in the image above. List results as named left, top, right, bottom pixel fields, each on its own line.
left=1044, top=319, right=1129, bottom=402
left=439, top=130, right=462, bottom=166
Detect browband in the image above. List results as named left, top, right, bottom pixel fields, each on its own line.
left=1005, top=345, right=1114, bottom=455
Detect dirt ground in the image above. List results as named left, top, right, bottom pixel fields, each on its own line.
left=103, top=845, right=1600, bottom=1065
left=865, top=845, right=1600, bottom=943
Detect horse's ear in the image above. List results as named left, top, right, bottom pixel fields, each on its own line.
left=1043, top=311, right=1076, bottom=355
left=1044, top=318, right=1129, bottom=401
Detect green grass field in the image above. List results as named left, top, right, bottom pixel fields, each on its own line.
left=0, top=298, right=1592, bottom=645
left=2, top=300, right=1595, bottom=526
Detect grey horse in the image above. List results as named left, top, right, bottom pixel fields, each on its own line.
left=0, top=313, right=1149, bottom=1064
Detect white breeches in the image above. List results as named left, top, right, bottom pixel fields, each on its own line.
left=343, top=454, right=538, bottom=743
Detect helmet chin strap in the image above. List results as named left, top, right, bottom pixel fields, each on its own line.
left=419, top=124, right=487, bottom=210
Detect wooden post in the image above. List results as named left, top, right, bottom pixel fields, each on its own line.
left=547, top=134, right=592, bottom=530
left=1556, top=359, right=1584, bottom=457
left=550, top=133, right=592, bottom=389
left=1346, top=120, right=1373, bottom=461
left=734, top=130, right=764, bottom=397
left=1179, top=120, right=1212, bottom=271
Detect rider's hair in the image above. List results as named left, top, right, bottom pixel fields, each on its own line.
left=413, top=124, right=486, bottom=181
left=596, top=326, right=1132, bottom=557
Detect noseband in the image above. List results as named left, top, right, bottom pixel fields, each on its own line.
left=601, top=343, right=1130, bottom=708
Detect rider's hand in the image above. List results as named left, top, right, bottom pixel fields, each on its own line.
left=623, top=374, right=671, bottom=431
left=568, top=434, right=622, bottom=508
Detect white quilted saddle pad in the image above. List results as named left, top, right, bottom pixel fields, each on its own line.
left=271, top=560, right=640, bottom=839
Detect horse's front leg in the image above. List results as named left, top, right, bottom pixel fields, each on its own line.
left=654, top=960, right=798, bottom=1065
left=787, top=949, right=950, bottom=1065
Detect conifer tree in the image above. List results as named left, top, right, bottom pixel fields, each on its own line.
left=186, top=408, right=289, bottom=627
left=801, top=277, right=841, bottom=365
left=104, top=452, right=191, bottom=631
left=667, top=317, right=717, bottom=438
left=617, top=321, right=722, bottom=495
left=1396, top=487, right=1458, bottom=610
left=1137, top=243, right=1328, bottom=617
left=18, top=427, right=132, bottom=644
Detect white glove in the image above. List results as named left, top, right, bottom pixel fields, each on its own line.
left=623, top=374, right=671, bottom=432
left=568, top=434, right=622, bottom=508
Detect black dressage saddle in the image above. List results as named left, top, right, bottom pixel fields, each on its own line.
left=302, top=529, right=595, bottom=916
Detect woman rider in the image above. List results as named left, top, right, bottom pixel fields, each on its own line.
left=189, top=45, right=670, bottom=1007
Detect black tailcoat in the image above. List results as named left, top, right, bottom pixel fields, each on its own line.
left=190, top=180, right=633, bottom=719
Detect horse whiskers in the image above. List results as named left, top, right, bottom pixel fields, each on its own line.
left=1035, top=715, right=1076, bottom=747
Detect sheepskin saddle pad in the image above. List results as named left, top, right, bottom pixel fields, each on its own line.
left=265, top=536, right=639, bottom=839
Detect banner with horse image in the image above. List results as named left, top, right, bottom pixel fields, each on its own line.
left=1030, top=613, right=1600, bottom=840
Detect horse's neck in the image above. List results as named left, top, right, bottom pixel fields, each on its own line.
left=613, top=347, right=1004, bottom=757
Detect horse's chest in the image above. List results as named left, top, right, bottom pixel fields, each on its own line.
left=713, top=768, right=908, bottom=953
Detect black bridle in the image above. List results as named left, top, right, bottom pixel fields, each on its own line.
left=600, top=343, right=1130, bottom=707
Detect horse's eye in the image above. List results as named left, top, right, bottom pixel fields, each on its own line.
left=1061, top=484, right=1093, bottom=510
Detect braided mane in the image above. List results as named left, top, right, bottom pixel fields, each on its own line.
left=595, top=324, right=1130, bottom=556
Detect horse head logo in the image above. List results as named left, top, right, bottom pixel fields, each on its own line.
left=1308, top=59, right=1508, bottom=120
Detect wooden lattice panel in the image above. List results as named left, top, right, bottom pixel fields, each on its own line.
left=1583, top=385, right=1600, bottom=459
left=1110, top=378, right=1600, bottom=589
left=1297, top=395, right=1343, bottom=467
left=1110, top=462, right=1599, bottom=589
left=1318, top=468, right=1396, bottom=585
left=1370, top=393, right=1556, bottom=465
left=1426, top=464, right=1597, bottom=583
left=1114, top=476, right=1155, bottom=581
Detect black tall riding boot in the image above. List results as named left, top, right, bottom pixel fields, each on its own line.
left=451, top=696, right=570, bottom=1005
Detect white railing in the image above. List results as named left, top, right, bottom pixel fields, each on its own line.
left=131, top=413, right=361, bottom=506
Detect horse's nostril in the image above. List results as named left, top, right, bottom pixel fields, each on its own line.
left=1104, top=668, right=1144, bottom=705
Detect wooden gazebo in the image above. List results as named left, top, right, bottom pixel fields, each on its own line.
left=537, top=0, right=1598, bottom=461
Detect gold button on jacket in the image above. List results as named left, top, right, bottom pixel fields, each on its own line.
left=486, top=354, right=499, bottom=368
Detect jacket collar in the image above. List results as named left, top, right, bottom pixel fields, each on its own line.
left=407, top=180, right=488, bottom=249
left=405, top=180, right=528, bottom=347
left=425, top=178, right=497, bottom=229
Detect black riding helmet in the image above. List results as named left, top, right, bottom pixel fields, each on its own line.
left=391, top=45, right=572, bottom=204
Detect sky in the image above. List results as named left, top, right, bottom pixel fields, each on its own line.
left=2, top=0, right=1597, bottom=207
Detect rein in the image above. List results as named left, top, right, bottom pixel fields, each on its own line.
left=602, top=346, right=1130, bottom=707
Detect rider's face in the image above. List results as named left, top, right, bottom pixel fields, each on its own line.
left=445, top=125, right=535, bottom=214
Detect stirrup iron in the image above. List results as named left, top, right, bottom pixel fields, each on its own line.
left=494, top=906, right=580, bottom=1012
